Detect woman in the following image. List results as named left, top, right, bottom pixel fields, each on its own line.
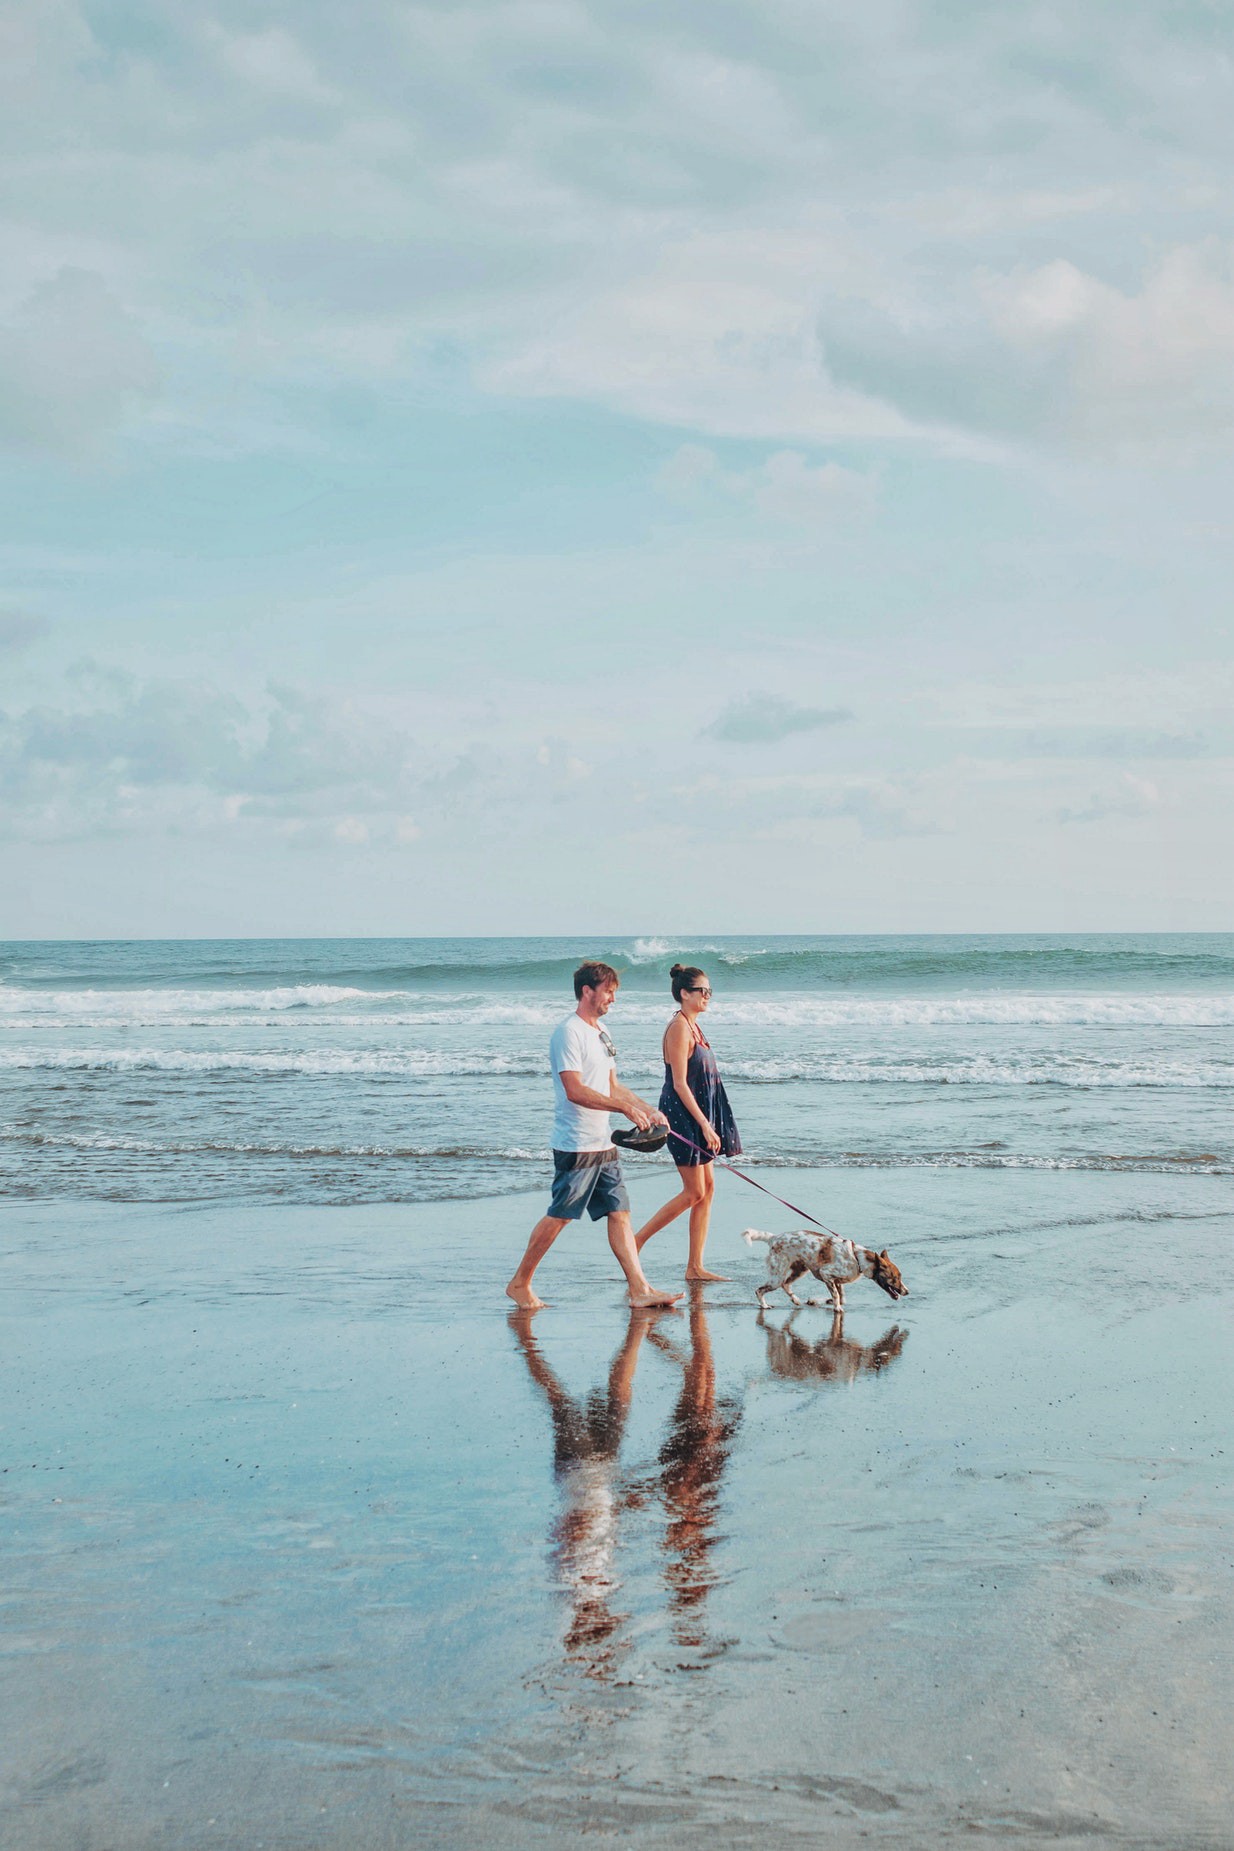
left=634, top=964, right=742, bottom=1282
left=645, top=1289, right=742, bottom=1651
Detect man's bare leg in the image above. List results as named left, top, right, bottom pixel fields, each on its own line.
left=605, top=1306, right=654, bottom=1419
left=506, top=1214, right=569, bottom=1309
left=607, top=1211, right=683, bottom=1308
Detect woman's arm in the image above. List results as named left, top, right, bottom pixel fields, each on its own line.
left=664, top=1017, right=722, bottom=1152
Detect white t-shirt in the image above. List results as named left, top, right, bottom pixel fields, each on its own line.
left=549, top=1012, right=616, bottom=1152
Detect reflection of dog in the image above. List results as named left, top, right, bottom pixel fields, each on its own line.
left=759, top=1309, right=908, bottom=1383
left=742, top=1229, right=909, bottom=1311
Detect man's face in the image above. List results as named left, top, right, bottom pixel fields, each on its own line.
left=584, top=980, right=618, bottom=1016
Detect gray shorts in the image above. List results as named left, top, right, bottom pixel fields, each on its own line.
left=549, top=1148, right=630, bottom=1221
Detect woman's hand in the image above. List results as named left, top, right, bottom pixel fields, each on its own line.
left=701, top=1121, right=722, bottom=1154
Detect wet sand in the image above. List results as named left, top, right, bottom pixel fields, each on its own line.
left=2, top=1168, right=1232, bottom=1848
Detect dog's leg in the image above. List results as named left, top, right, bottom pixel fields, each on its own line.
left=757, top=1249, right=793, bottom=1309
left=757, top=1257, right=788, bottom=1308
left=805, top=1263, right=836, bottom=1309
left=780, top=1260, right=807, bottom=1308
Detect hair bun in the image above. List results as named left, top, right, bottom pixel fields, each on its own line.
left=669, top=963, right=684, bottom=976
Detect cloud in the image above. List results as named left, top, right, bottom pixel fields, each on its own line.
left=0, top=673, right=420, bottom=840
left=0, top=268, right=160, bottom=456
left=660, top=443, right=877, bottom=522
left=822, top=244, right=1234, bottom=454
left=814, top=783, right=936, bottom=841
left=985, top=247, right=1234, bottom=448
left=918, top=663, right=1234, bottom=732
left=664, top=767, right=937, bottom=840
left=17, top=673, right=248, bottom=790
left=1057, top=772, right=1161, bottom=824
left=333, top=815, right=370, bottom=845
left=483, top=229, right=915, bottom=446
left=9, top=3, right=1234, bottom=460
left=704, top=693, right=854, bottom=744
left=208, top=24, right=340, bottom=104
left=0, top=667, right=628, bottom=845
left=0, top=611, right=49, bottom=652
left=969, top=727, right=1209, bottom=760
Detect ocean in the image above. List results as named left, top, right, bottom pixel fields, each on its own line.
left=3, top=932, right=1232, bottom=1205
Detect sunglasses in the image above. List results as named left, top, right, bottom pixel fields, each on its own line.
left=686, top=986, right=712, bottom=997
left=598, top=1027, right=617, bottom=1058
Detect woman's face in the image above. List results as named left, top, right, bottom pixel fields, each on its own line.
left=684, top=974, right=712, bottom=1013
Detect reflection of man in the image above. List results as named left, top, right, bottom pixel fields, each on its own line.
left=506, top=960, right=681, bottom=1310
left=509, top=1307, right=656, bottom=1677
left=511, top=1294, right=742, bottom=1682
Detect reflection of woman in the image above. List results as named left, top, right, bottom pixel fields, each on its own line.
left=635, top=964, right=742, bottom=1282
left=648, top=1287, right=742, bottom=1649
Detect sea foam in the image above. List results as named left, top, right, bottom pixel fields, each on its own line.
left=3, top=1046, right=1232, bottom=1087
left=4, top=987, right=1234, bottom=1030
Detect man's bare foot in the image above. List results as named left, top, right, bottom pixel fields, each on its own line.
left=685, top=1268, right=730, bottom=1282
left=628, top=1288, right=684, bottom=1308
left=505, top=1282, right=545, bottom=1309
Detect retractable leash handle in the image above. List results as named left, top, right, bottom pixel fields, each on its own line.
left=664, top=1127, right=844, bottom=1241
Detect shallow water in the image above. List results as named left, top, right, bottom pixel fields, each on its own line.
left=3, top=1169, right=1231, bottom=1848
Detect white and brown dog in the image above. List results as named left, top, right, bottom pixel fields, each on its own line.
left=742, top=1229, right=909, bottom=1312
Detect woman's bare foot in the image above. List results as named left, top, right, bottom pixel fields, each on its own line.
left=628, top=1289, right=684, bottom=1308
left=505, top=1281, right=546, bottom=1309
left=685, top=1268, right=730, bottom=1282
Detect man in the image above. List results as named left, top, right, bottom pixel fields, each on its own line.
left=505, top=960, right=683, bottom=1311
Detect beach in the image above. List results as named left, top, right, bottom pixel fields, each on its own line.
left=3, top=935, right=1233, bottom=1846
left=4, top=1165, right=1232, bottom=1849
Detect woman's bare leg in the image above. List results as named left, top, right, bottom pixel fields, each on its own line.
left=686, top=1169, right=728, bottom=1281
left=635, top=1166, right=707, bottom=1253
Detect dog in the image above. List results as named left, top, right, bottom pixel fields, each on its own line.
left=742, top=1229, right=909, bottom=1312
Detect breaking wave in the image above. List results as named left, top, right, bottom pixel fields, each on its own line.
left=3, top=1046, right=1233, bottom=1086
left=1, top=1124, right=1227, bottom=1179
left=4, top=989, right=1234, bottom=1030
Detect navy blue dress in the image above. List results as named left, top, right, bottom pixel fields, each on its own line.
left=659, top=1026, right=742, bottom=1167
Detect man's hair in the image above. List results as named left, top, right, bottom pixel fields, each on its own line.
left=574, top=960, right=620, bottom=999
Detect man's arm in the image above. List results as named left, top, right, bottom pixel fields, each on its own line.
left=559, top=1070, right=668, bottom=1132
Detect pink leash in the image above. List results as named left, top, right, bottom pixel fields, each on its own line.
left=663, top=1125, right=844, bottom=1240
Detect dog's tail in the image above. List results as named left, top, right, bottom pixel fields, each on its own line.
left=741, top=1228, right=773, bottom=1246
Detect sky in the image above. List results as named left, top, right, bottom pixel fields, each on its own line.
left=2, top=0, right=1233, bottom=937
